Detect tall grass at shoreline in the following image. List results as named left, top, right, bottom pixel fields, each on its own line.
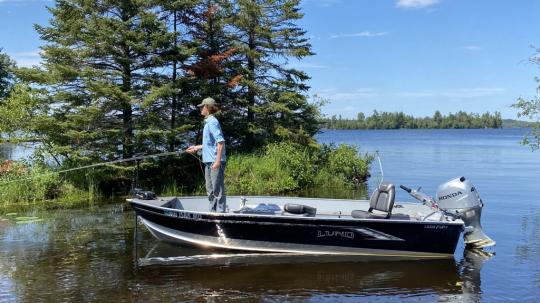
left=0, top=161, right=100, bottom=212
left=0, top=142, right=372, bottom=212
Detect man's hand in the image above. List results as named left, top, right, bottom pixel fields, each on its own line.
left=211, top=161, right=221, bottom=170
left=186, top=145, right=200, bottom=154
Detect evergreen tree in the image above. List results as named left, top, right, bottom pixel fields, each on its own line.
left=2, top=0, right=324, bottom=160
left=15, top=0, right=171, bottom=162
left=230, top=0, right=319, bottom=148
left=149, top=0, right=203, bottom=151
left=433, top=110, right=442, bottom=128
left=186, top=0, right=246, bottom=147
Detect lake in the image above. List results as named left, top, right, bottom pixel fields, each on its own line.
left=1, top=128, right=539, bottom=302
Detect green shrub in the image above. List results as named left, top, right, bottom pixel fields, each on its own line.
left=325, top=144, right=372, bottom=187
left=226, top=142, right=372, bottom=196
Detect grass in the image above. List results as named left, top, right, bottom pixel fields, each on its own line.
left=0, top=161, right=101, bottom=213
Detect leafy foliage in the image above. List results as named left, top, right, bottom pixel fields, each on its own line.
left=0, top=49, right=15, bottom=100
left=225, top=142, right=372, bottom=195
left=513, top=96, right=540, bottom=150
left=513, top=48, right=540, bottom=151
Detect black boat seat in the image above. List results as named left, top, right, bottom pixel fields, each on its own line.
left=283, top=203, right=317, bottom=216
left=351, top=182, right=395, bottom=219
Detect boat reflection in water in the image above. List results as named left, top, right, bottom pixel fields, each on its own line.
left=134, top=242, right=494, bottom=302
left=440, top=248, right=495, bottom=303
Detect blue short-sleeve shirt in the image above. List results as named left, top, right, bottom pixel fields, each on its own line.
left=202, top=115, right=226, bottom=163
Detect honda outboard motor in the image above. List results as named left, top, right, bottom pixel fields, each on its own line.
left=436, top=177, right=495, bottom=248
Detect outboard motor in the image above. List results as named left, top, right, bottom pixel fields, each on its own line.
left=436, top=177, right=496, bottom=249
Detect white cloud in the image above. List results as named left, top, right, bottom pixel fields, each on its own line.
left=313, top=87, right=505, bottom=103
left=315, top=88, right=378, bottom=101
left=461, top=45, right=482, bottom=51
left=395, top=87, right=505, bottom=98
left=330, top=31, right=389, bottom=39
left=9, top=51, right=41, bottom=67
left=396, top=0, right=440, bottom=9
left=287, top=62, right=328, bottom=69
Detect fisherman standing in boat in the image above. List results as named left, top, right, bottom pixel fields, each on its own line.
left=186, top=97, right=227, bottom=212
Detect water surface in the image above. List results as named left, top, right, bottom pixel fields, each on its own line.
left=1, top=129, right=539, bottom=302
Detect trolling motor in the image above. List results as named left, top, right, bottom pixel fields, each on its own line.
left=401, top=176, right=496, bottom=249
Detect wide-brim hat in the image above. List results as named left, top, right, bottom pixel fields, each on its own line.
left=197, top=97, right=217, bottom=107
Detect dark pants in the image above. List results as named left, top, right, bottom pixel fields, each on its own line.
left=204, top=162, right=227, bottom=212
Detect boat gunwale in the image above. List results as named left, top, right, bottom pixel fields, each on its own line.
left=129, top=197, right=465, bottom=226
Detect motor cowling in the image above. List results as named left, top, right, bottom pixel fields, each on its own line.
left=436, top=177, right=496, bottom=248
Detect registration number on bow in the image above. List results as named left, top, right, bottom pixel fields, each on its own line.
left=164, top=210, right=202, bottom=220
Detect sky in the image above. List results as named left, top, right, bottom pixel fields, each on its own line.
left=1, top=0, right=540, bottom=119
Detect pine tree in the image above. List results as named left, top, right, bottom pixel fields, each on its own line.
left=149, top=0, right=202, bottom=151
left=230, top=0, right=319, bottom=148
left=15, top=0, right=171, bottom=163
left=186, top=0, right=245, bottom=146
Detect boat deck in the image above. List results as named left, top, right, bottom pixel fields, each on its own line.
left=130, top=195, right=458, bottom=223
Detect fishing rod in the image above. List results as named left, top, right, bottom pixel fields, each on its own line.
left=0, top=150, right=200, bottom=185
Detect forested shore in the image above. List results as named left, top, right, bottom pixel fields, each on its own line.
left=321, top=111, right=504, bottom=129
left=0, top=0, right=371, bottom=210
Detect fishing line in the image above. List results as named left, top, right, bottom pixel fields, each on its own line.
left=0, top=150, right=187, bottom=185
left=186, top=151, right=205, bottom=176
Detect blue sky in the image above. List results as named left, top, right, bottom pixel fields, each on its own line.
left=1, top=0, right=540, bottom=119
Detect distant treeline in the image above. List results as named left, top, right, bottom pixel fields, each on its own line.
left=502, top=119, right=538, bottom=128
left=321, top=111, right=503, bottom=129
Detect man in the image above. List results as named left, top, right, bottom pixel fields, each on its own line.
left=186, top=97, right=227, bottom=212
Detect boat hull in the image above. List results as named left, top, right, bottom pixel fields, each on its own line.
left=131, top=199, right=463, bottom=258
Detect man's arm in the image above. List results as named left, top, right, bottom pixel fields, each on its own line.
left=212, top=142, right=224, bottom=170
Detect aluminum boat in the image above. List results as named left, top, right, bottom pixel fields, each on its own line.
left=129, top=177, right=495, bottom=258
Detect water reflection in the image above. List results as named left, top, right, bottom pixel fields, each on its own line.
left=440, top=249, right=494, bottom=303
left=515, top=207, right=540, bottom=293
left=0, top=143, right=33, bottom=161
left=0, top=205, right=135, bottom=303
left=133, top=240, right=494, bottom=302
left=0, top=202, right=495, bottom=302
left=0, top=143, right=14, bottom=160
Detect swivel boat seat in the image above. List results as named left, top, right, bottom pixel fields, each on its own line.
left=351, top=182, right=395, bottom=219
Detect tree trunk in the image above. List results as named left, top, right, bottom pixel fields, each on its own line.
left=246, top=30, right=256, bottom=146
left=170, top=10, right=178, bottom=152
left=121, top=62, right=133, bottom=159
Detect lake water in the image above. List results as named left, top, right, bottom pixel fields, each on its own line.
left=1, top=129, right=539, bottom=302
